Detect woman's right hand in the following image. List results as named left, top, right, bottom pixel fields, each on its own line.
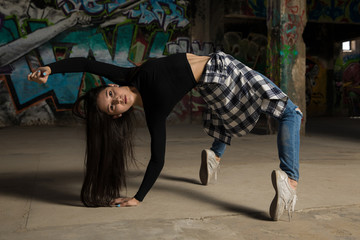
left=110, top=197, right=132, bottom=206
left=28, top=66, right=51, bottom=84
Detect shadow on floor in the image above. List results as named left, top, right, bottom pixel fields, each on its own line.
left=0, top=170, right=83, bottom=207
left=0, top=169, right=271, bottom=221
left=160, top=173, right=271, bottom=221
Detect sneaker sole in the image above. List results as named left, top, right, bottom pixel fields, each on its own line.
left=199, top=150, right=209, bottom=185
left=270, top=170, right=280, bottom=220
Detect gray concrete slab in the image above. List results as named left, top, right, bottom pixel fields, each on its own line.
left=0, top=117, right=359, bottom=240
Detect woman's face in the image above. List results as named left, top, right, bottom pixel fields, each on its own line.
left=97, top=84, right=135, bottom=118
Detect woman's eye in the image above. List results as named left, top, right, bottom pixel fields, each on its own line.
left=110, top=105, right=114, bottom=111
left=109, top=91, right=113, bottom=97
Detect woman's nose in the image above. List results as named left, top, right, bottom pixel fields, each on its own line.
left=112, top=97, right=123, bottom=105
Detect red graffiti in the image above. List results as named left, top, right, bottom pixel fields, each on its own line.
left=281, top=0, right=306, bottom=46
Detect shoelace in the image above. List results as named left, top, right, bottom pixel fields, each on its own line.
left=286, top=194, right=297, bottom=222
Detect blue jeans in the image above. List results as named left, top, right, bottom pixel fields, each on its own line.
left=210, top=99, right=302, bottom=181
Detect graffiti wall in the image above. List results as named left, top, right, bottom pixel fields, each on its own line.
left=306, top=56, right=327, bottom=116
left=307, top=0, right=360, bottom=23
left=0, top=0, right=214, bottom=127
left=334, top=52, right=360, bottom=117
left=224, top=0, right=266, bottom=18
left=266, top=0, right=306, bottom=95
left=222, top=31, right=268, bottom=74
left=225, top=0, right=360, bottom=24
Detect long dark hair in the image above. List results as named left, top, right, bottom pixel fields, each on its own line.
left=73, top=85, right=136, bottom=207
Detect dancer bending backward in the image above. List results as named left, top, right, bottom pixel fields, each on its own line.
left=28, top=51, right=302, bottom=221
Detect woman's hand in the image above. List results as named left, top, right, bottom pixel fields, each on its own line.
left=28, top=66, right=51, bottom=84
left=111, top=197, right=140, bottom=207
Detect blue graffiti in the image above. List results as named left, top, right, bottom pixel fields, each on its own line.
left=343, top=53, right=360, bottom=63
left=0, top=17, right=20, bottom=74
left=128, top=0, right=189, bottom=30
left=0, top=13, right=4, bottom=30
left=248, top=0, right=266, bottom=18
left=308, top=0, right=343, bottom=21
left=57, top=0, right=128, bottom=15
left=308, top=0, right=360, bottom=23
left=0, top=17, right=19, bottom=46
left=349, top=0, right=360, bottom=23
left=54, top=0, right=190, bottom=32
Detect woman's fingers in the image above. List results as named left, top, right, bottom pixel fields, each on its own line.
left=28, top=71, right=39, bottom=83
left=110, top=197, right=132, bottom=206
left=111, top=197, right=140, bottom=207
left=28, top=69, right=49, bottom=84
left=118, top=198, right=140, bottom=207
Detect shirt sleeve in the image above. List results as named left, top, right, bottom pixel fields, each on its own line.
left=46, top=57, right=135, bottom=85
left=134, top=116, right=166, bottom=201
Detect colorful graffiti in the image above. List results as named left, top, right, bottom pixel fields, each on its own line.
left=223, top=31, right=268, bottom=73
left=307, top=0, right=360, bottom=23
left=225, top=0, right=360, bottom=25
left=166, top=37, right=215, bottom=55
left=266, top=0, right=305, bottom=91
left=0, top=0, right=203, bottom=126
left=224, top=0, right=266, bottom=18
left=306, top=57, right=327, bottom=116
left=57, top=0, right=189, bottom=31
left=334, top=53, right=360, bottom=117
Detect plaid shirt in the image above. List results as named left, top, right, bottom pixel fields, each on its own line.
left=198, top=51, right=288, bottom=145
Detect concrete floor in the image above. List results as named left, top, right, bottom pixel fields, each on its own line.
left=0, top=117, right=359, bottom=240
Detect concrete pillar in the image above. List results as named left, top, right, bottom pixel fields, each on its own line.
left=266, top=0, right=307, bottom=133
left=190, top=0, right=224, bottom=49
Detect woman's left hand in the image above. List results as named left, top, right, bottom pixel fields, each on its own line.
left=111, top=197, right=140, bottom=207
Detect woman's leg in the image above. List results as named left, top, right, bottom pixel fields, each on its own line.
left=199, top=138, right=226, bottom=185
left=258, top=76, right=302, bottom=220
left=277, top=99, right=302, bottom=182
left=270, top=99, right=302, bottom=221
left=260, top=74, right=302, bottom=182
left=210, top=138, right=227, bottom=158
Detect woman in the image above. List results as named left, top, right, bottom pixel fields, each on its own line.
left=28, top=51, right=302, bottom=221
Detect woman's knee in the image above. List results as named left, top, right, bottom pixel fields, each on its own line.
left=280, top=100, right=303, bottom=123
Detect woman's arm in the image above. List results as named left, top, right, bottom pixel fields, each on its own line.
left=28, top=58, right=135, bottom=85
left=48, top=57, right=135, bottom=84
left=133, top=117, right=167, bottom=202
left=112, top=117, right=166, bottom=207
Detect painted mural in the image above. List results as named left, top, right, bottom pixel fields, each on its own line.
left=224, top=0, right=266, bottom=18
left=0, top=0, right=213, bottom=126
left=225, top=0, right=360, bottom=24
left=307, top=0, right=360, bottom=23
left=334, top=53, right=360, bottom=117
left=223, top=31, right=268, bottom=74
left=266, top=0, right=306, bottom=91
left=306, top=57, right=327, bottom=116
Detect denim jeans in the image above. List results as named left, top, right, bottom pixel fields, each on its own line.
left=276, top=98, right=302, bottom=181
left=210, top=138, right=227, bottom=158
left=210, top=88, right=302, bottom=181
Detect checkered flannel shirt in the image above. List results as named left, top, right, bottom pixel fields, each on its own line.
left=198, top=51, right=288, bottom=145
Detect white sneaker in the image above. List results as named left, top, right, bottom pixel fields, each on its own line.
left=199, top=149, right=220, bottom=185
left=269, top=169, right=297, bottom=221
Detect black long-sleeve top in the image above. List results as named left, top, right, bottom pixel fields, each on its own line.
left=48, top=54, right=197, bottom=201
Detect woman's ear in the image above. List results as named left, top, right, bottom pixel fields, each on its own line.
left=112, top=114, right=122, bottom=119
